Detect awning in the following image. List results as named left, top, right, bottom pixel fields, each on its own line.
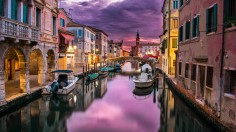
left=60, top=33, right=74, bottom=41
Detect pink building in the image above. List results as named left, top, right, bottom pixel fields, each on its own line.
left=177, top=0, right=236, bottom=127
left=58, top=8, right=75, bottom=69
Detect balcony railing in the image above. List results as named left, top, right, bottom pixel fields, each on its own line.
left=0, top=17, right=39, bottom=41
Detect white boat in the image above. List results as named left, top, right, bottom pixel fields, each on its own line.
left=42, top=70, right=79, bottom=95
left=133, top=64, right=154, bottom=88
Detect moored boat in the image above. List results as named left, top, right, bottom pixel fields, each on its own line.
left=42, top=70, right=79, bottom=95
left=101, top=66, right=115, bottom=72
left=86, top=73, right=99, bottom=81
left=133, top=64, right=154, bottom=88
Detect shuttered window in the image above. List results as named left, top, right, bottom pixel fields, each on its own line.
left=180, top=0, right=183, bottom=7
left=225, top=0, right=236, bottom=27
left=0, top=0, right=4, bottom=16
left=192, top=16, right=199, bottom=37
left=60, top=18, right=65, bottom=27
left=185, top=21, right=190, bottom=40
left=206, top=4, right=217, bottom=33
left=179, top=26, right=183, bottom=42
left=11, top=0, right=18, bottom=20
left=23, top=3, right=28, bottom=23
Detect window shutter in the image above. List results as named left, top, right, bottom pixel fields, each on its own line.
left=213, top=4, right=218, bottom=32
left=206, top=8, right=209, bottom=33
left=0, top=0, right=4, bottom=16
left=197, top=16, right=200, bottom=36
left=23, top=4, right=28, bottom=23
left=11, top=0, right=17, bottom=20
left=192, top=18, right=195, bottom=37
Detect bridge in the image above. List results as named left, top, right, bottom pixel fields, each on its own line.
left=106, top=56, right=154, bottom=64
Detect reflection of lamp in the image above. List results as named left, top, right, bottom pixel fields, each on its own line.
left=74, top=45, right=77, bottom=49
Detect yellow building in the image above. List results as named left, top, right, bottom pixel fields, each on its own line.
left=160, top=0, right=178, bottom=76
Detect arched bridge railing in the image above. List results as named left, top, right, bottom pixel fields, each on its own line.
left=106, top=56, right=153, bottom=63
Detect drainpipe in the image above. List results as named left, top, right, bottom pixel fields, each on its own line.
left=218, top=0, right=226, bottom=118
left=168, top=0, right=171, bottom=75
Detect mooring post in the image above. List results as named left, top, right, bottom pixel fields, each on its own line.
left=163, top=72, right=165, bottom=88
left=83, top=65, right=84, bottom=76
left=85, top=64, right=87, bottom=76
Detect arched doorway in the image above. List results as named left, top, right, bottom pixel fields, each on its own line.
left=4, top=48, right=28, bottom=98
left=47, top=50, right=55, bottom=81
left=29, top=49, right=44, bottom=87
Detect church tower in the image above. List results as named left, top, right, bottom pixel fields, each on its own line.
left=135, top=31, right=140, bottom=56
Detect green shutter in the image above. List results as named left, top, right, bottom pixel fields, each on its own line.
left=213, top=4, right=218, bottom=32
left=206, top=8, right=209, bottom=33
left=23, top=4, right=28, bottom=23
left=11, top=0, right=17, bottom=20
left=0, top=0, right=4, bottom=16
left=197, top=16, right=199, bottom=36
left=192, top=18, right=195, bottom=37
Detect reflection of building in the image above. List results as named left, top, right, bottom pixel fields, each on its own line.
left=138, top=43, right=160, bottom=57
left=67, top=22, right=96, bottom=66
left=177, top=0, right=236, bottom=127
left=158, top=89, right=175, bottom=132
left=160, top=0, right=178, bottom=75
left=88, top=26, right=109, bottom=63
left=58, top=8, right=75, bottom=70
left=107, top=40, right=123, bottom=58
left=0, top=0, right=58, bottom=103
left=95, top=77, right=108, bottom=98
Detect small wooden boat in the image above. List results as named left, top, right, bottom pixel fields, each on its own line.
left=42, top=70, right=79, bottom=95
left=86, top=73, right=99, bottom=81
left=133, top=64, right=154, bottom=88
left=101, top=66, right=115, bottom=72
left=115, top=63, right=121, bottom=70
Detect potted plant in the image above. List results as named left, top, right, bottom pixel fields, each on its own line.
left=227, top=16, right=236, bottom=27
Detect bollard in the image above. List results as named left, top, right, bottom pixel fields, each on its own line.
left=85, top=65, right=88, bottom=76
left=83, top=65, right=85, bottom=76
left=163, top=73, right=165, bottom=88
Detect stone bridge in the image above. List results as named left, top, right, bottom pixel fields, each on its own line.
left=107, top=56, right=155, bottom=65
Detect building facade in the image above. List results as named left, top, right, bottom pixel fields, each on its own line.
left=67, top=22, right=96, bottom=66
left=107, top=40, right=123, bottom=58
left=58, top=8, right=75, bottom=70
left=0, top=0, right=59, bottom=104
left=88, top=26, right=108, bottom=63
left=138, top=43, right=160, bottom=57
left=160, top=0, right=179, bottom=75
left=177, top=0, right=236, bottom=126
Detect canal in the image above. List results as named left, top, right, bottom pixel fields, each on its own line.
left=0, top=62, right=218, bottom=132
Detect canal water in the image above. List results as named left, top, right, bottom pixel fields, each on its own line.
left=0, top=62, right=218, bottom=132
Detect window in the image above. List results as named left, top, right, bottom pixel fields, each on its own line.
left=225, top=0, right=236, bottom=27
left=173, top=60, right=176, bottom=67
left=60, top=18, right=65, bottom=27
left=172, top=38, right=177, bottom=48
left=87, top=31, right=89, bottom=38
left=225, top=70, right=236, bottom=95
left=78, top=30, right=82, bottom=37
left=185, top=21, right=190, bottom=40
left=172, top=19, right=178, bottom=28
left=173, top=0, right=178, bottom=9
left=96, top=34, right=99, bottom=39
left=23, top=3, right=28, bottom=23
left=191, top=64, right=197, bottom=81
left=11, top=0, right=18, bottom=20
left=180, top=0, right=183, bottom=7
left=90, top=33, right=94, bottom=40
left=206, top=66, right=213, bottom=88
left=52, top=16, right=56, bottom=35
left=185, top=63, right=189, bottom=78
left=179, top=62, right=182, bottom=75
left=206, top=4, right=217, bottom=33
left=192, top=16, right=200, bottom=37
left=0, top=0, right=4, bottom=16
left=36, top=8, right=41, bottom=28
left=179, top=26, right=183, bottom=42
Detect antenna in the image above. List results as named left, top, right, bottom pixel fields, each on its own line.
left=69, top=8, right=73, bottom=19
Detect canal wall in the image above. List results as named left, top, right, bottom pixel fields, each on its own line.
left=0, top=89, right=41, bottom=117
left=156, top=68, right=233, bottom=131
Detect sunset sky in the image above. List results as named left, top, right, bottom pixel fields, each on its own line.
left=61, top=0, right=164, bottom=46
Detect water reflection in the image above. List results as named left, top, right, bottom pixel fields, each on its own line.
left=0, top=72, right=218, bottom=132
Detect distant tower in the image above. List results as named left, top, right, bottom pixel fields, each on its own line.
left=135, top=31, right=140, bottom=56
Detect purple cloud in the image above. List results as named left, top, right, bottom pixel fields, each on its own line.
left=61, top=0, right=164, bottom=46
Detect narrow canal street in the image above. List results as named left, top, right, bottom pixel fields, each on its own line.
left=0, top=62, right=218, bottom=132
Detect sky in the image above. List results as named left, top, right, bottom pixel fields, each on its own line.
left=60, top=0, right=164, bottom=46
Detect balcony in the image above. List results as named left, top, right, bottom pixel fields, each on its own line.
left=0, top=17, right=39, bottom=42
